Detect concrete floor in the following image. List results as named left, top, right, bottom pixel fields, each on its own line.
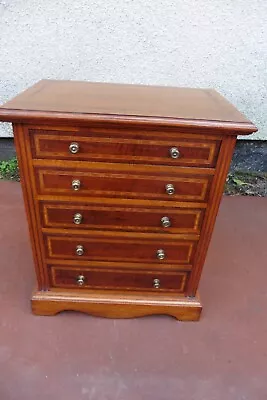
left=0, top=181, right=267, bottom=400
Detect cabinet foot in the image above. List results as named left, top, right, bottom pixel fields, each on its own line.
left=31, top=289, right=202, bottom=321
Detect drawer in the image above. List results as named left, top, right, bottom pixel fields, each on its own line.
left=36, top=168, right=212, bottom=202
left=45, top=233, right=197, bottom=265
left=50, top=265, right=189, bottom=292
left=41, top=202, right=205, bottom=234
left=29, top=127, right=220, bottom=168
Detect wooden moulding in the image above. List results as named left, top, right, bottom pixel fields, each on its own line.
left=31, top=289, right=202, bottom=321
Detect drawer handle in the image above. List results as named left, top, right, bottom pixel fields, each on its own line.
left=69, top=142, right=80, bottom=154
left=76, top=274, right=85, bottom=286
left=161, top=216, right=171, bottom=228
left=73, top=213, right=83, bottom=225
left=72, top=179, right=81, bottom=191
left=169, top=147, right=180, bottom=159
left=76, top=245, right=84, bottom=256
left=153, top=278, right=161, bottom=289
left=165, top=183, right=175, bottom=195
left=157, top=249, right=165, bottom=260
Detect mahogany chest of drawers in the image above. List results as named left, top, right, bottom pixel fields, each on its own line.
left=0, top=80, right=256, bottom=320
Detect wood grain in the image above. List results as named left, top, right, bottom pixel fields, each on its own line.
left=45, top=258, right=193, bottom=272
left=0, top=81, right=257, bottom=320
left=27, top=124, right=224, bottom=140
left=29, top=127, right=220, bottom=167
left=31, top=288, right=202, bottom=320
left=0, top=80, right=257, bottom=134
left=44, top=233, right=197, bottom=265
left=50, top=266, right=188, bottom=292
left=186, top=136, right=237, bottom=295
left=13, top=124, right=49, bottom=290
left=41, top=201, right=204, bottom=234
left=36, top=167, right=212, bottom=202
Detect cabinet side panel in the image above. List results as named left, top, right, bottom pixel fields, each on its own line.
left=13, top=123, right=49, bottom=290
left=186, top=135, right=237, bottom=295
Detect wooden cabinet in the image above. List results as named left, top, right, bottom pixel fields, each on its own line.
left=0, top=80, right=256, bottom=320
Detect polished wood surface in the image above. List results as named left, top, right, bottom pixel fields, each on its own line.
left=31, top=289, right=202, bottom=320
left=13, top=124, right=49, bottom=290
left=0, top=80, right=255, bottom=125
left=186, top=136, right=237, bottom=295
left=50, top=266, right=188, bottom=292
left=45, top=233, right=197, bottom=264
left=30, top=126, right=220, bottom=167
left=41, top=202, right=204, bottom=234
left=0, top=80, right=257, bottom=133
left=36, top=167, right=212, bottom=202
left=0, top=80, right=257, bottom=320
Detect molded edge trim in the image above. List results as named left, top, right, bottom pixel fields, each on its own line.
left=0, top=109, right=257, bottom=134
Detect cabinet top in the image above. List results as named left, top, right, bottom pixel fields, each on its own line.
left=0, top=80, right=257, bottom=134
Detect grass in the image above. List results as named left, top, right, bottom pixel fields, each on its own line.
left=225, top=170, right=267, bottom=197
left=0, top=157, right=20, bottom=181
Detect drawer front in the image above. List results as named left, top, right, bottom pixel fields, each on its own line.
left=45, top=234, right=197, bottom=265
left=36, top=168, right=212, bottom=202
left=41, top=202, right=205, bottom=234
left=30, top=128, right=220, bottom=167
left=50, top=265, right=189, bottom=292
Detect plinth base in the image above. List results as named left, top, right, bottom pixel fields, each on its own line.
left=32, top=289, right=202, bottom=321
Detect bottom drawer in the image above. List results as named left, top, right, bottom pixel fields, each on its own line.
left=50, top=266, right=189, bottom=293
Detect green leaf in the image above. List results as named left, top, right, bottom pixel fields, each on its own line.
left=232, top=177, right=249, bottom=186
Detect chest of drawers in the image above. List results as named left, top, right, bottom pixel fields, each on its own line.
left=0, top=80, right=256, bottom=320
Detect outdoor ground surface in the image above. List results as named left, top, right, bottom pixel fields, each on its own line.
left=226, top=140, right=267, bottom=197
left=0, top=181, right=266, bottom=400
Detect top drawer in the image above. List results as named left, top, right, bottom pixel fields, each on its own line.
left=28, top=127, right=221, bottom=168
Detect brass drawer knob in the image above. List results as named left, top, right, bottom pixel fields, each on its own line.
left=165, top=183, right=175, bottom=195
left=169, top=147, right=180, bottom=159
left=76, top=245, right=84, bottom=256
left=73, top=213, right=83, bottom=225
left=153, top=278, right=161, bottom=289
left=161, top=216, right=171, bottom=228
left=157, top=249, right=165, bottom=260
left=69, top=142, right=79, bottom=154
left=72, top=179, right=81, bottom=191
left=76, top=274, right=85, bottom=286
